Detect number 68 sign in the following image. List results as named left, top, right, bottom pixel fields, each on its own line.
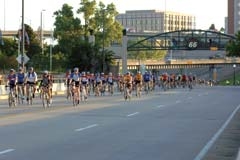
left=187, top=38, right=198, bottom=49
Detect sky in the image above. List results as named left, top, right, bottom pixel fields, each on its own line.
left=0, top=0, right=227, bottom=31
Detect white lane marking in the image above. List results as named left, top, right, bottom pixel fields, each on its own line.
left=156, top=105, right=166, bottom=108
left=0, top=149, right=15, bottom=155
left=75, top=124, right=99, bottom=132
left=194, top=104, right=240, bottom=160
left=127, top=112, right=139, bottom=117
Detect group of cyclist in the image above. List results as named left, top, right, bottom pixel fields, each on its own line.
left=6, top=67, right=53, bottom=104
left=5, top=65, right=196, bottom=106
left=65, top=69, right=159, bottom=101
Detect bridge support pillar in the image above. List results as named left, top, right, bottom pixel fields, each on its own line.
left=122, top=30, right=128, bottom=74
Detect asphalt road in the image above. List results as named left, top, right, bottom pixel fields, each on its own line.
left=0, top=86, right=240, bottom=160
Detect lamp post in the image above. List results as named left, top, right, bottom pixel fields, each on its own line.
left=233, top=64, right=236, bottom=85
left=101, top=9, right=106, bottom=73
left=21, top=0, right=25, bottom=69
left=40, top=9, right=45, bottom=55
left=49, top=29, right=53, bottom=72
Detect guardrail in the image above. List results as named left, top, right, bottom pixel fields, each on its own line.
left=127, top=57, right=240, bottom=65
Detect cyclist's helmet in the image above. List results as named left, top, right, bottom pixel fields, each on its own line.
left=43, top=70, right=48, bottom=75
left=18, top=67, right=23, bottom=71
left=29, top=67, right=34, bottom=71
left=10, top=69, right=15, bottom=73
left=109, top=72, right=112, bottom=76
left=74, top=67, right=79, bottom=72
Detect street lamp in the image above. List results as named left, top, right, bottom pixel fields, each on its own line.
left=21, top=0, right=25, bottom=69
left=49, top=29, right=53, bottom=72
left=233, top=64, right=236, bottom=85
left=40, top=9, right=46, bottom=55
left=101, top=9, right=106, bottom=73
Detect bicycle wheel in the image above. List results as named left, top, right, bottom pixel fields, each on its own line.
left=18, top=88, right=24, bottom=104
left=8, top=93, right=12, bottom=108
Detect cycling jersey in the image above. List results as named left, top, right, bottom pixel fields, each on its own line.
left=81, top=76, right=88, bottom=85
left=107, top=76, right=114, bottom=85
left=143, top=73, right=150, bottom=82
left=17, top=72, right=25, bottom=84
left=7, top=74, right=17, bottom=85
left=135, top=74, right=142, bottom=81
left=124, top=75, right=132, bottom=83
left=26, top=72, right=37, bottom=83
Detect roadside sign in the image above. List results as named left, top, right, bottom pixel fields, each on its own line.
left=16, top=54, right=30, bottom=64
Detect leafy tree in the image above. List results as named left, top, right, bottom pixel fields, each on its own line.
left=209, top=24, right=216, bottom=31
left=77, top=0, right=97, bottom=38
left=226, top=31, right=240, bottom=57
left=53, top=4, right=83, bottom=57
left=52, top=1, right=122, bottom=73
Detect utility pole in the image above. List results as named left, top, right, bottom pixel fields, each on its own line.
left=21, top=0, right=25, bottom=69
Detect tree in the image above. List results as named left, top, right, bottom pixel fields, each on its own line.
left=77, top=0, right=97, bottom=38
left=54, top=4, right=83, bottom=57
left=226, top=31, right=240, bottom=57
left=209, top=24, right=216, bottom=31
left=53, top=1, right=123, bottom=73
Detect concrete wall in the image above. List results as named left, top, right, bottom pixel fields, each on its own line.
left=0, top=83, right=66, bottom=95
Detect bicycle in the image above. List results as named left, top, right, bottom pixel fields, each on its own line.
left=71, top=83, right=79, bottom=106
left=66, top=83, right=72, bottom=100
left=80, top=84, right=88, bottom=102
left=16, top=83, right=25, bottom=104
left=135, top=82, right=141, bottom=98
left=5, top=85, right=17, bottom=108
left=108, top=83, right=114, bottom=96
left=26, top=84, right=35, bottom=105
left=123, top=83, right=131, bottom=101
left=41, top=86, right=51, bottom=108
left=144, top=81, right=150, bottom=94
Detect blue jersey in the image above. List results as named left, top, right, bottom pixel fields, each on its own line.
left=143, top=73, right=151, bottom=82
left=17, top=73, right=25, bottom=83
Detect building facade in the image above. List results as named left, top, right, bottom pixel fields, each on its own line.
left=116, top=10, right=196, bottom=33
left=227, top=0, right=240, bottom=34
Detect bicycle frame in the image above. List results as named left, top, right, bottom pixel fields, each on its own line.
left=7, top=86, right=17, bottom=107
left=41, top=86, right=50, bottom=108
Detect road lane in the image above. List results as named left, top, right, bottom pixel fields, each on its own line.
left=0, top=86, right=239, bottom=160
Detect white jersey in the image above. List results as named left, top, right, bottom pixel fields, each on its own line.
left=26, top=72, right=38, bottom=82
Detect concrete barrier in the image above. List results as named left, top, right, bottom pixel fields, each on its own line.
left=0, top=83, right=66, bottom=99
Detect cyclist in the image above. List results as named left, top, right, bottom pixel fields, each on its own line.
left=69, top=67, right=81, bottom=104
left=25, top=67, right=38, bottom=101
left=116, top=73, right=123, bottom=92
left=123, top=71, right=133, bottom=93
left=100, top=72, right=106, bottom=95
left=6, top=69, right=17, bottom=96
left=107, top=72, right=114, bottom=95
left=134, top=71, right=143, bottom=96
left=39, top=70, right=53, bottom=103
left=94, top=73, right=102, bottom=96
left=16, top=67, right=26, bottom=99
left=80, top=72, right=88, bottom=100
left=65, top=69, right=72, bottom=99
left=143, top=71, right=151, bottom=93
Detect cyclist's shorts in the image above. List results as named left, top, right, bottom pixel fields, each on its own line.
left=108, top=82, right=114, bottom=85
left=27, top=81, right=35, bottom=85
left=135, top=80, right=141, bottom=84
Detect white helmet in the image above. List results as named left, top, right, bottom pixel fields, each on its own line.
left=43, top=70, right=48, bottom=74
